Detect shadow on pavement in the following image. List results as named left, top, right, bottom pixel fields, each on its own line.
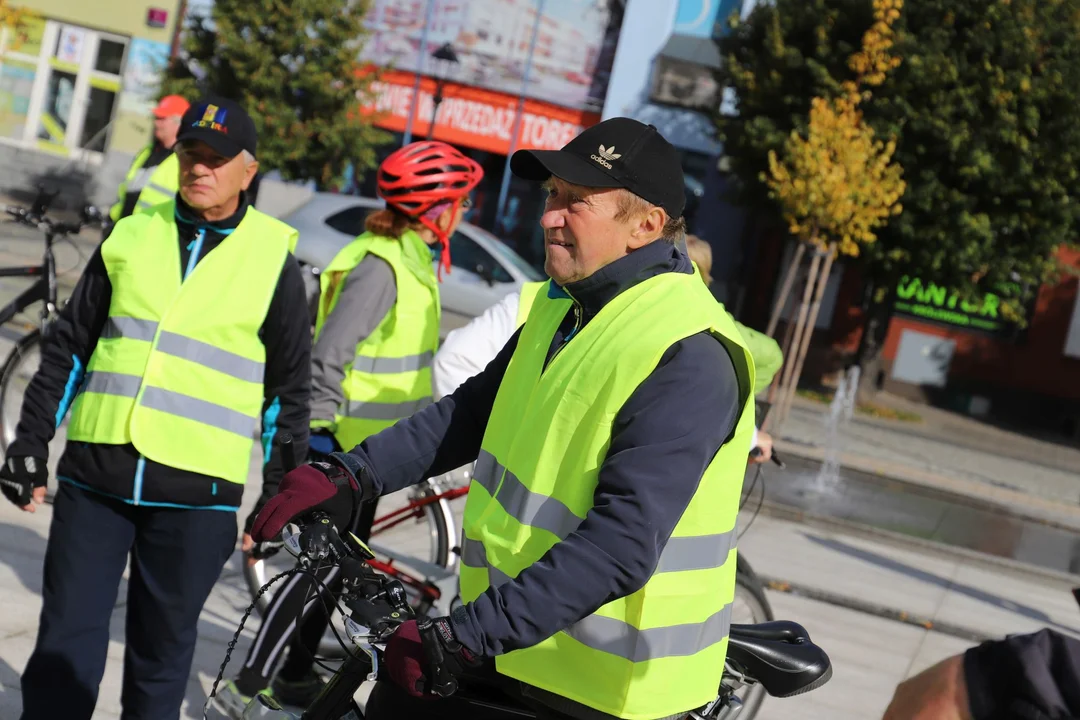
left=0, top=653, right=23, bottom=717
left=803, top=533, right=1080, bottom=636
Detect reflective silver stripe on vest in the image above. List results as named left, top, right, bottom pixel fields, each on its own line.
left=343, top=397, right=432, bottom=421
left=655, top=530, right=737, bottom=574
left=140, top=386, right=259, bottom=438
left=145, top=181, right=173, bottom=197
left=352, top=351, right=434, bottom=374
left=473, top=450, right=504, bottom=494
left=103, top=317, right=159, bottom=342
left=564, top=603, right=732, bottom=663
left=473, top=450, right=583, bottom=539
left=137, top=198, right=156, bottom=209
left=459, top=537, right=512, bottom=588
left=127, top=166, right=154, bottom=193
left=156, top=331, right=265, bottom=383
left=81, top=371, right=142, bottom=398
left=496, top=468, right=583, bottom=539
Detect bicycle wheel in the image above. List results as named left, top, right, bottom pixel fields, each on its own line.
left=243, top=482, right=453, bottom=658
left=730, top=555, right=774, bottom=719
left=0, top=330, right=68, bottom=497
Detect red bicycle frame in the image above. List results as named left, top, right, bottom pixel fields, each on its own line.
left=369, top=485, right=468, bottom=536
left=366, top=484, right=470, bottom=604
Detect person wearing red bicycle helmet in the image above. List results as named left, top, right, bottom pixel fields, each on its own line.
left=215, top=141, right=482, bottom=716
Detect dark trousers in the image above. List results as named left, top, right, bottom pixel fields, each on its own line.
left=20, top=482, right=236, bottom=720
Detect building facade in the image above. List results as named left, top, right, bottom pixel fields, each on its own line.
left=356, top=0, right=626, bottom=268
left=600, top=0, right=751, bottom=303
left=0, top=0, right=181, bottom=207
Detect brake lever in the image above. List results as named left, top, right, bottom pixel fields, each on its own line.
left=281, top=523, right=304, bottom=559
left=344, top=618, right=380, bottom=682
left=251, top=541, right=283, bottom=560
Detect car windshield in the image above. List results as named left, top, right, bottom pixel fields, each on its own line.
left=482, top=234, right=544, bottom=281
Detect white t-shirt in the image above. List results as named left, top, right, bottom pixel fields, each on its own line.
left=432, top=290, right=521, bottom=399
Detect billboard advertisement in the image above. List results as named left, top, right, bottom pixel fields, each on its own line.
left=364, top=70, right=599, bottom=154
left=360, top=0, right=622, bottom=112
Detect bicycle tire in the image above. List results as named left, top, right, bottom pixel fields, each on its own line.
left=242, top=483, right=453, bottom=659
left=0, top=330, right=67, bottom=500
left=0, top=329, right=38, bottom=452
left=731, top=555, right=774, bottom=720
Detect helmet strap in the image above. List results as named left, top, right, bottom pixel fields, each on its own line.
left=418, top=197, right=462, bottom=282
left=418, top=213, right=452, bottom=282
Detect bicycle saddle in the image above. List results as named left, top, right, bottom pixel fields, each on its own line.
left=726, top=621, right=832, bottom=699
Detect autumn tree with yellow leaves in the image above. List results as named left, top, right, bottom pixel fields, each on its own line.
left=721, top=0, right=1080, bottom=412
left=761, top=0, right=906, bottom=425
left=0, top=0, right=35, bottom=135
left=0, top=0, right=29, bottom=33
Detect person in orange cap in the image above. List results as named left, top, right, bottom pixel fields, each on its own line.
left=106, top=94, right=190, bottom=228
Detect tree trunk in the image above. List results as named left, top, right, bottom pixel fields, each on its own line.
left=765, top=241, right=807, bottom=338
left=767, top=264, right=806, bottom=406
left=770, top=248, right=822, bottom=428
left=776, top=244, right=836, bottom=427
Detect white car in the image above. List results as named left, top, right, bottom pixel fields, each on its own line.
left=283, top=193, right=543, bottom=335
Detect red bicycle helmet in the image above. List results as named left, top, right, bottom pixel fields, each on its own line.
left=377, top=141, right=484, bottom=278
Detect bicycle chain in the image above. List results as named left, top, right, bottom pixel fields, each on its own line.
left=202, top=567, right=297, bottom=719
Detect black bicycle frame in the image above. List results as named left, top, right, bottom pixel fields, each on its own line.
left=0, top=232, right=58, bottom=329
left=302, top=654, right=370, bottom=719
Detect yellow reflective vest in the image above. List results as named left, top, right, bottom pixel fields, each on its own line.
left=109, top=146, right=180, bottom=221
left=459, top=273, right=756, bottom=720
left=315, top=230, right=440, bottom=450
left=67, top=201, right=297, bottom=486
left=515, top=281, right=545, bottom=327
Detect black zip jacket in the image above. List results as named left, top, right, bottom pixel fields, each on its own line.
left=350, top=239, right=745, bottom=659
left=9, top=193, right=311, bottom=524
left=965, top=628, right=1080, bottom=719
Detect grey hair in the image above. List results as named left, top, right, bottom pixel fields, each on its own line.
left=241, top=150, right=256, bottom=166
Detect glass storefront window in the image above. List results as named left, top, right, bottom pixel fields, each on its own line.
left=36, top=70, right=76, bottom=146
left=95, top=38, right=125, bottom=75
left=0, top=59, right=35, bottom=140
left=81, top=85, right=117, bottom=151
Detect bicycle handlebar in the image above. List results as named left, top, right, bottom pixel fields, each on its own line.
left=252, top=433, right=456, bottom=702
left=3, top=203, right=98, bottom=237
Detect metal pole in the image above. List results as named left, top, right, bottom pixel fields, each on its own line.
left=493, top=0, right=546, bottom=229
left=403, top=0, right=436, bottom=146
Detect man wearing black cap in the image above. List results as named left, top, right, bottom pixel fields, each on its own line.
left=2, top=96, right=312, bottom=719
left=250, top=117, right=755, bottom=720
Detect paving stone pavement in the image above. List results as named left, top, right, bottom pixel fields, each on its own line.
left=4, top=212, right=1079, bottom=717
left=1, top=462, right=1077, bottom=719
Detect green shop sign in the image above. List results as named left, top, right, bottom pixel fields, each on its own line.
left=893, top=275, right=1024, bottom=337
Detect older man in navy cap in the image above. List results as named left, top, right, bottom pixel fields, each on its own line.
left=3, top=97, right=311, bottom=719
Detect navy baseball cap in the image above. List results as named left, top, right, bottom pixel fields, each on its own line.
left=510, top=117, right=686, bottom=218
left=175, top=96, right=257, bottom=159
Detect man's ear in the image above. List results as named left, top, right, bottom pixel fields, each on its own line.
left=241, top=160, right=259, bottom=190
left=627, top=206, right=667, bottom=250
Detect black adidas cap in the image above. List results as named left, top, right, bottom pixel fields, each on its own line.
left=175, top=96, right=258, bottom=159
left=510, top=117, right=685, bottom=218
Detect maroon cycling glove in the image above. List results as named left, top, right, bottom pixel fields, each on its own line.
left=250, top=457, right=360, bottom=542
left=385, top=617, right=479, bottom=698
